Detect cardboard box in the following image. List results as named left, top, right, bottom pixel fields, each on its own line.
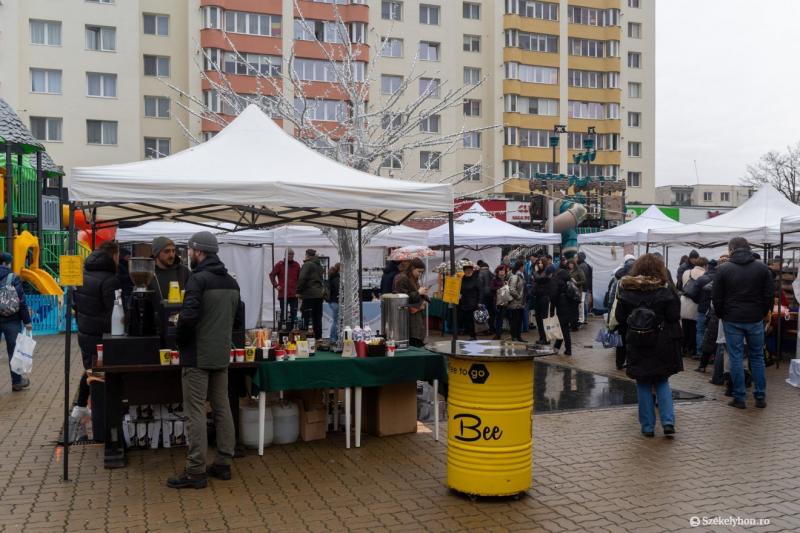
left=286, top=389, right=325, bottom=411
left=296, top=402, right=327, bottom=442
left=363, top=382, right=418, bottom=437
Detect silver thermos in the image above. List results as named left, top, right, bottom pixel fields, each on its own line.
left=381, top=293, right=409, bottom=350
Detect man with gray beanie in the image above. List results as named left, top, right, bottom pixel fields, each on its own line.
left=149, top=236, right=191, bottom=300
left=297, top=248, right=325, bottom=339
left=168, top=231, right=243, bottom=489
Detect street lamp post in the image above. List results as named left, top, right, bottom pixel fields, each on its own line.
left=550, top=124, right=567, bottom=174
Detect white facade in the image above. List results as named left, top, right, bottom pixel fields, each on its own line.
left=655, top=184, right=755, bottom=207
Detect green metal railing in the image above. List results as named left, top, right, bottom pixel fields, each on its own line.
left=0, top=154, right=39, bottom=217
left=41, top=230, right=68, bottom=278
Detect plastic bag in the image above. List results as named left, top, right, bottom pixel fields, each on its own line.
left=10, top=330, right=36, bottom=375
left=595, top=327, right=623, bottom=348
left=543, top=315, right=563, bottom=341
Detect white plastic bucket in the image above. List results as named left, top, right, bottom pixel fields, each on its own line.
left=239, top=404, right=274, bottom=449
left=271, top=401, right=299, bottom=444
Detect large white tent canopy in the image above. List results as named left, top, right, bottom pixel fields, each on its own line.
left=116, top=221, right=231, bottom=244
left=70, top=105, right=453, bottom=229
left=579, top=205, right=683, bottom=244
left=427, top=202, right=560, bottom=247
left=648, top=186, right=800, bottom=246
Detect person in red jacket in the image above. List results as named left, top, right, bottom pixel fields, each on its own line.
left=269, top=248, right=301, bottom=323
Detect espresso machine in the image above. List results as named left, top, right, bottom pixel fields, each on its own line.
left=127, top=257, right=157, bottom=336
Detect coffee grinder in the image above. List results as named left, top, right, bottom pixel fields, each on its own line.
left=128, top=257, right=157, bottom=336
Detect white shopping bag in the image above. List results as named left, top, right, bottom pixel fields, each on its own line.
left=10, top=330, right=36, bottom=375
left=543, top=315, right=563, bottom=342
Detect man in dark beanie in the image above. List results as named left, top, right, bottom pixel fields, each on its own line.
left=149, top=236, right=191, bottom=300
left=168, top=231, right=243, bottom=489
left=297, top=248, right=325, bottom=339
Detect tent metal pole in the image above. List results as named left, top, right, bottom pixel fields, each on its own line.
left=777, top=235, right=784, bottom=368
left=270, top=243, right=275, bottom=327
left=5, top=143, right=12, bottom=252
left=449, top=212, right=458, bottom=352
left=63, top=202, right=76, bottom=481
left=357, top=212, right=364, bottom=329
left=645, top=242, right=650, bottom=254
left=283, top=227, right=289, bottom=326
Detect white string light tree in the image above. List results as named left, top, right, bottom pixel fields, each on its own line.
left=163, top=1, right=496, bottom=333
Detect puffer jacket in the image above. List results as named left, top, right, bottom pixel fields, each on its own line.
left=297, top=256, right=325, bottom=299
left=712, top=248, right=773, bottom=323
left=506, top=271, right=525, bottom=310
left=680, top=266, right=705, bottom=320
left=177, top=254, right=243, bottom=369
left=459, top=273, right=481, bottom=311
left=73, top=250, right=120, bottom=336
left=0, top=265, right=31, bottom=324
left=615, top=275, right=683, bottom=382
left=695, top=267, right=717, bottom=314
left=551, top=268, right=578, bottom=324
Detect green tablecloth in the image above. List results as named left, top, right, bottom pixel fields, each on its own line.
left=252, top=348, right=446, bottom=392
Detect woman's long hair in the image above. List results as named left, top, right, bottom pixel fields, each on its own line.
left=628, top=254, right=669, bottom=285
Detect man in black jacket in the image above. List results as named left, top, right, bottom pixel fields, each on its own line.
left=72, top=241, right=121, bottom=441
left=458, top=262, right=481, bottom=340
left=712, top=237, right=773, bottom=409
left=576, top=252, right=593, bottom=320
left=168, top=232, right=242, bottom=489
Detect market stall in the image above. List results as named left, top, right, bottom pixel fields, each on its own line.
left=65, top=105, right=458, bottom=475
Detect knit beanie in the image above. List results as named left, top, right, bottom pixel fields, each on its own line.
left=188, top=231, right=219, bottom=253
left=151, top=236, right=174, bottom=257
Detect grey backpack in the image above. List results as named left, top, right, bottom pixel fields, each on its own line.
left=0, top=273, right=20, bottom=317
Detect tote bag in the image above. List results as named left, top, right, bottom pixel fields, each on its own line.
left=543, top=315, right=563, bottom=341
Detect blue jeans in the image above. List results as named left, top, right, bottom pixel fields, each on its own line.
left=636, top=379, right=674, bottom=432
left=696, top=311, right=707, bottom=357
left=1, top=319, right=22, bottom=385
left=329, top=302, right=340, bottom=342
left=723, top=321, right=766, bottom=402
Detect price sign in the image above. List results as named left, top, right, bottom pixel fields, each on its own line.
left=442, top=275, right=462, bottom=305
left=59, top=256, right=84, bottom=287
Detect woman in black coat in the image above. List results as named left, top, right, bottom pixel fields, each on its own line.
left=458, top=262, right=482, bottom=340
left=550, top=258, right=577, bottom=355
left=615, top=254, right=683, bottom=438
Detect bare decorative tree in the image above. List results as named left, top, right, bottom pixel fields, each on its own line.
left=742, top=142, right=800, bottom=203
left=163, top=2, right=497, bottom=331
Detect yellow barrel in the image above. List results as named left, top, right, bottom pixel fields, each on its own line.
left=446, top=353, right=534, bottom=497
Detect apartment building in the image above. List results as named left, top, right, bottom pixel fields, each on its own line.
left=0, top=0, right=655, bottom=203
left=655, top=184, right=754, bottom=207
left=0, top=1, right=199, bottom=183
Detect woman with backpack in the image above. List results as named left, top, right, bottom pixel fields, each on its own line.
left=550, top=258, right=578, bottom=355
left=615, top=254, right=683, bottom=438
left=680, top=257, right=707, bottom=357
left=0, top=252, right=33, bottom=391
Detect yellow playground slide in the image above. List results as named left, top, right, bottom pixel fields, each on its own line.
left=21, top=267, right=62, bottom=296
left=13, top=231, right=62, bottom=296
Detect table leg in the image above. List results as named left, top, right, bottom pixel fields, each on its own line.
left=258, top=391, right=265, bottom=456
left=355, top=387, right=362, bottom=448
left=345, top=387, right=351, bottom=449
left=434, top=379, right=439, bottom=442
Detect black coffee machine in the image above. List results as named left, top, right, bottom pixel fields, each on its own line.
left=127, top=257, right=157, bottom=336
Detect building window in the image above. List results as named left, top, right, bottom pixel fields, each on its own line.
left=507, top=63, right=558, bottom=84
left=628, top=112, right=641, bottom=127
left=382, top=113, right=404, bottom=131
left=419, top=5, right=440, bottom=25
left=144, top=14, right=169, bottom=36
left=224, top=11, right=282, bottom=37
left=230, top=52, right=283, bottom=77
left=419, top=77, right=440, bottom=98
left=85, top=25, right=116, bottom=51
left=568, top=37, right=608, bottom=58
left=144, top=55, right=170, bottom=77
left=30, top=117, right=62, bottom=142
left=568, top=69, right=613, bottom=89
left=30, top=68, right=62, bottom=94
left=628, top=22, right=641, bottom=39
left=144, top=138, right=170, bottom=159
left=569, top=101, right=605, bottom=120
left=382, top=1, right=402, bottom=21
left=86, top=72, right=117, bottom=97
left=463, top=35, right=481, bottom=52
left=87, top=120, right=118, bottom=145
left=144, top=96, right=170, bottom=118
left=516, top=1, right=559, bottom=21
left=463, top=2, right=480, bottom=19
left=350, top=22, right=367, bottom=44
left=463, top=67, right=481, bottom=85
left=203, top=6, right=222, bottom=29
left=420, top=151, right=441, bottom=171
left=420, top=114, right=440, bottom=133
left=463, top=99, right=481, bottom=117
left=464, top=131, right=481, bottom=149
left=721, top=192, right=730, bottom=202
left=568, top=6, right=619, bottom=26
left=627, top=171, right=641, bottom=187
left=293, top=98, right=348, bottom=122
left=381, top=37, right=403, bottom=57
left=464, top=164, right=481, bottom=181
left=512, top=31, right=559, bottom=53
left=419, top=41, right=440, bottom=61
left=628, top=82, right=642, bottom=98
left=703, top=191, right=713, bottom=202
left=628, top=0, right=640, bottom=7
left=606, top=103, right=619, bottom=119
left=628, top=52, right=641, bottom=69
left=381, top=152, right=403, bottom=169
left=30, top=20, right=61, bottom=46
left=628, top=141, right=641, bottom=157
left=381, top=74, right=403, bottom=95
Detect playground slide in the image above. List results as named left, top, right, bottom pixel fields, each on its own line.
left=21, top=267, right=62, bottom=296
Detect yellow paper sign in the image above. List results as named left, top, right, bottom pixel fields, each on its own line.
left=442, top=275, right=462, bottom=305
left=59, top=256, right=84, bottom=286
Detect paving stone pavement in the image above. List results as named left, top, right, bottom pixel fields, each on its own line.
left=1, top=321, right=799, bottom=532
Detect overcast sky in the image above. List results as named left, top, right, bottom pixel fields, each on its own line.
left=655, top=0, right=800, bottom=186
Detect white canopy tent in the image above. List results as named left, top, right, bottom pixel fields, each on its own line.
left=427, top=202, right=560, bottom=248
left=116, top=221, right=231, bottom=244
left=648, top=186, right=800, bottom=247
left=70, top=105, right=453, bottom=229
left=579, top=205, right=683, bottom=244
